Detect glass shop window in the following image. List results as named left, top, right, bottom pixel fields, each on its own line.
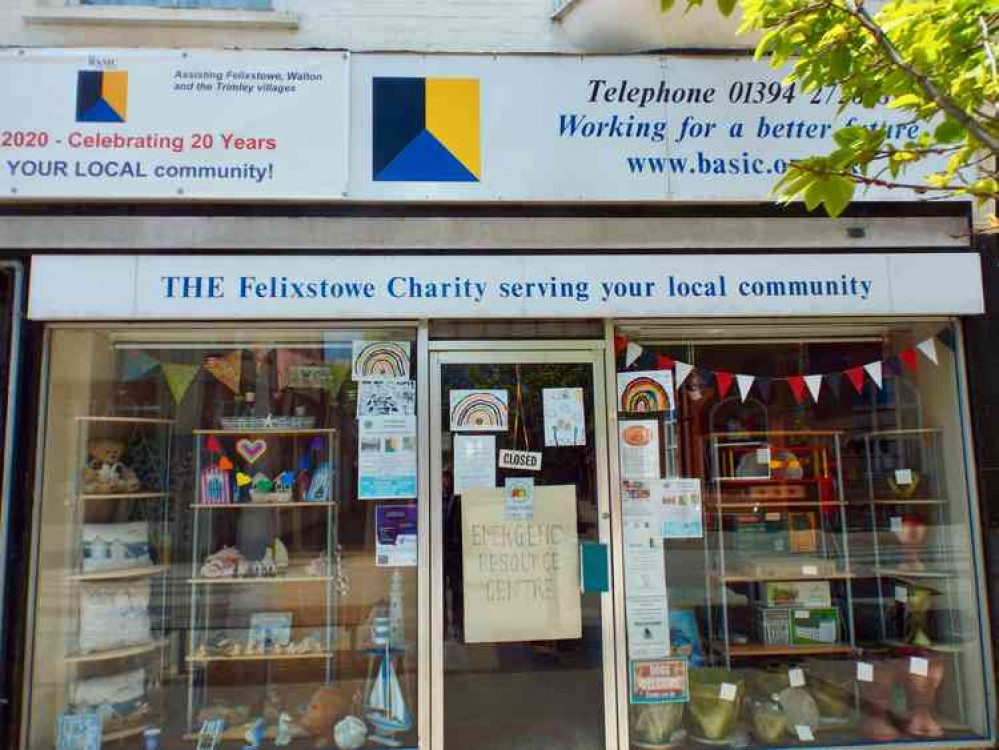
left=615, top=321, right=993, bottom=749
left=25, top=327, right=420, bottom=750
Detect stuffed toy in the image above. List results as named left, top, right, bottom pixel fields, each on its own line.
left=83, top=437, right=142, bottom=494
left=299, top=686, right=350, bottom=748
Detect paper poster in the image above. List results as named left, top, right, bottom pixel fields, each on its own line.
left=619, top=420, right=660, bottom=479
left=454, top=435, right=497, bottom=493
left=505, top=477, right=535, bottom=520
left=352, top=340, right=411, bottom=381
left=618, top=370, right=676, bottom=414
left=358, top=416, right=417, bottom=499
left=450, top=389, right=508, bottom=432
left=461, top=485, right=580, bottom=643
left=622, top=480, right=670, bottom=660
left=658, top=479, right=704, bottom=539
left=376, top=504, right=418, bottom=567
left=630, top=658, right=690, bottom=704
left=543, top=387, right=586, bottom=446
left=358, top=380, right=416, bottom=416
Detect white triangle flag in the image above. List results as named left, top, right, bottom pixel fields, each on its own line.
left=804, top=374, right=823, bottom=402
left=864, top=361, right=884, bottom=389
left=625, top=342, right=643, bottom=368
left=675, top=361, right=694, bottom=388
left=916, top=338, right=939, bottom=365
left=736, top=374, right=755, bottom=402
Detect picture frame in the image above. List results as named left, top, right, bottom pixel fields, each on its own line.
left=247, top=612, right=293, bottom=651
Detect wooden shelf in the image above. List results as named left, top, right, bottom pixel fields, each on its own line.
left=77, top=416, right=174, bottom=425
left=710, top=501, right=845, bottom=510
left=863, top=428, right=942, bottom=439
left=67, top=639, right=167, bottom=664
left=188, top=569, right=334, bottom=585
left=712, top=572, right=853, bottom=583
left=716, top=478, right=824, bottom=486
left=194, top=427, right=337, bottom=436
left=184, top=724, right=309, bottom=743
left=708, top=430, right=843, bottom=439
left=883, top=638, right=965, bottom=654
left=190, top=501, right=337, bottom=510
left=102, top=724, right=148, bottom=743
left=722, top=643, right=854, bottom=657
left=80, top=491, right=171, bottom=501
left=875, top=567, right=955, bottom=579
left=871, top=498, right=947, bottom=505
left=69, top=564, right=168, bottom=582
left=187, top=651, right=333, bottom=663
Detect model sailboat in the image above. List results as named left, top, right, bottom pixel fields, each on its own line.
left=364, top=571, right=412, bottom=747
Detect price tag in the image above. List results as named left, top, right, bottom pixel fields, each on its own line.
left=895, top=469, right=913, bottom=485
left=802, top=565, right=818, bottom=576
left=890, top=516, right=903, bottom=533
left=719, top=682, right=738, bottom=702
left=757, top=447, right=772, bottom=464
left=789, top=667, right=805, bottom=687
left=794, top=610, right=809, bottom=620
left=857, top=662, right=874, bottom=682
left=765, top=512, right=782, bottom=521
left=795, top=725, right=815, bottom=742
left=910, top=656, right=930, bottom=677
left=895, top=585, right=908, bottom=603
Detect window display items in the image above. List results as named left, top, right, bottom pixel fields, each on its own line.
left=687, top=669, right=745, bottom=743
left=352, top=340, right=412, bottom=381
left=334, top=716, right=368, bottom=750
left=71, top=667, right=149, bottom=735
left=82, top=437, right=142, bottom=494
left=81, top=522, right=152, bottom=572
left=364, top=571, right=412, bottom=745
left=300, top=686, right=351, bottom=749
left=630, top=702, right=685, bottom=749
left=55, top=712, right=101, bottom=750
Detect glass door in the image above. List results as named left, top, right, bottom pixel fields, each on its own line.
left=430, top=345, right=617, bottom=750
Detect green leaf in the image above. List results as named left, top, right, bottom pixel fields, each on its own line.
left=717, top=0, right=737, bottom=16
left=822, top=176, right=856, bottom=217
left=661, top=0, right=676, bottom=12
left=934, top=117, right=965, bottom=144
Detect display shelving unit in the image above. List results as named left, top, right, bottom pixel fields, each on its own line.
left=68, top=416, right=174, bottom=744
left=862, top=427, right=969, bottom=727
left=704, top=430, right=857, bottom=668
left=185, top=426, right=340, bottom=739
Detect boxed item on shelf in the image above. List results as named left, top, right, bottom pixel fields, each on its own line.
left=727, top=511, right=790, bottom=556
left=764, top=580, right=832, bottom=608
left=754, top=607, right=792, bottom=645
left=791, top=607, right=840, bottom=644
left=739, top=555, right=837, bottom=578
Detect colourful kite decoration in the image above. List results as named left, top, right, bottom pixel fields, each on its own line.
left=450, top=389, right=508, bottom=432
left=352, top=340, right=411, bottom=381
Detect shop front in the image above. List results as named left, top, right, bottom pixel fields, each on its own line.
left=10, top=246, right=994, bottom=750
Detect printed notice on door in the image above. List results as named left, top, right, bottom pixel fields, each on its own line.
left=461, top=485, right=581, bottom=643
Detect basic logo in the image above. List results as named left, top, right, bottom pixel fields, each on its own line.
left=76, top=70, right=128, bottom=123
left=372, top=77, right=480, bottom=182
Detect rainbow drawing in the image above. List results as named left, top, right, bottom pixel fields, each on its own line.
left=450, top=389, right=508, bottom=432
left=352, top=341, right=411, bottom=381
left=617, top=371, right=676, bottom=414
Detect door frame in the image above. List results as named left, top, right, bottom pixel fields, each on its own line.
left=427, top=338, right=622, bottom=750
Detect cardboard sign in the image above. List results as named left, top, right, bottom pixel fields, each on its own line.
left=461, top=485, right=580, bottom=643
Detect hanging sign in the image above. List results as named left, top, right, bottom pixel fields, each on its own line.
left=461, top=485, right=581, bottom=643
left=498, top=449, right=542, bottom=471
left=0, top=49, right=349, bottom=199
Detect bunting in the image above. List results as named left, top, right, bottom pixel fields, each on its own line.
left=121, top=350, right=159, bottom=382
left=161, top=362, right=200, bottom=405
left=204, top=351, right=242, bottom=394
left=612, top=326, right=955, bottom=405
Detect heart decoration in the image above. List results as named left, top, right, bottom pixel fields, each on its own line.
left=218, top=456, right=234, bottom=471
left=236, top=472, right=252, bottom=487
left=236, top=438, right=267, bottom=465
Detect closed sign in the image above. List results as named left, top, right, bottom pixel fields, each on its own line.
left=498, top=450, right=542, bottom=471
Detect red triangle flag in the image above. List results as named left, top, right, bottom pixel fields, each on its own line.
left=787, top=375, right=807, bottom=404
left=845, top=366, right=865, bottom=393
left=205, top=436, right=223, bottom=453
left=656, top=354, right=675, bottom=370
left=715, top=371, right=734, bottom=400
left=900, top=349, right=918, bottom=372
left=614, top=335, right=628, bottom=355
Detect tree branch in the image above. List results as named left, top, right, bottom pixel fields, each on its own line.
left=788, top=161, right=987, bottom=195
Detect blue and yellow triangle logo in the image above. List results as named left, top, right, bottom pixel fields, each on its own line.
left=76, top=70, right=128, bottom=123
left=373, top=77, right=480, bottom=182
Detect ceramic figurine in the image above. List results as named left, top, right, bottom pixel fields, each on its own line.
left=334, top=716, right=367, bottom=750
left=275, top=712, right=294, bottom=746
left=900, top=654, right=946, bottom=738
left=243, top=718, right=265, bottom=749
left=895, top=514, right=929, bottom=570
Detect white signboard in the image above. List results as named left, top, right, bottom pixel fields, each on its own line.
left=0, top=49, right=349, bottom=199
left=349, top=54, right=943, bottom=202
left=27, top=253, right=984, bottom=320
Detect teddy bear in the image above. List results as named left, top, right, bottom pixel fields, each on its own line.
left=82, top=437, right=142, bottom=494
left=298, top=685, right=350, bottom=748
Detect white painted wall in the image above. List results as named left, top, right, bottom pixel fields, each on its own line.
left=0, top=0, right=754, bottom=52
